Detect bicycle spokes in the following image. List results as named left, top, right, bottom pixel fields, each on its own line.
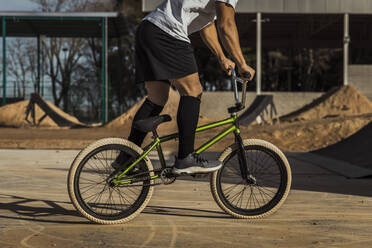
left=212, top=142, right=290, bottom=218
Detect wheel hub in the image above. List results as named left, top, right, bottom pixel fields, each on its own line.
left=246, top=174, right=257, bottom=185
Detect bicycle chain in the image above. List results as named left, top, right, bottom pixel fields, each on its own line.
left=115, top=168, right=177, bottom=187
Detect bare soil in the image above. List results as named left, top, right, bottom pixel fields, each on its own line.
left=0, top=97, right=85, bottom=128
left=0, top=113, right=371, bottom=153
left=1, top=86, right=372, bottom=152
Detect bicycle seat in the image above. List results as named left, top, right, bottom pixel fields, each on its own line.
left=134, top=114, right=172, bottom=133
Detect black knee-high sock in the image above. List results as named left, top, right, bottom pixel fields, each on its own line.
left=128, top=98, right=164, bottom=146
left=177, top=96, right=200, bottom=159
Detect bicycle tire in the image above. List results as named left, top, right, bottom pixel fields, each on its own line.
left=67, top=138, right=154, bottom=224
left=210, top=139, right=291, bottom=219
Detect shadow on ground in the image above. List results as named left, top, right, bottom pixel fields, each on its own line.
left=0, top=194, right=89, bottom=224
left=169, top=152, right=372, bottom=198
left=0, top=194, right=229, bottom=225
left=45, top=150, right=372, bottom=198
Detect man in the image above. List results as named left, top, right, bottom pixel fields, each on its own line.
left=115, top=0, right=255, bottom=175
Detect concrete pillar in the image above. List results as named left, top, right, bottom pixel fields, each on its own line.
left=105, top=17, right=109, bottom=123
left=344, top=14, right=350, bottom=86
left=37, top=35, right=41, bottom=95
left=2, top=17, right=6, bottom=106
left=256, top=12, right=262, bottom=95
left=101, top=17, right=108, bottom=124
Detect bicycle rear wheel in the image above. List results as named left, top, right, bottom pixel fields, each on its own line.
left=211, top=139, right=291, bottom=219
left=67, top=138, right=154, bottom=224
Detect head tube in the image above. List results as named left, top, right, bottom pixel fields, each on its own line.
left=230, top=69, right=248, bottom=108
left=231, top=69, right=240, bottom=104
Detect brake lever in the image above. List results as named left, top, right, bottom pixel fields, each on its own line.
left=235, top=78, right=245, bottom=84
left=242, top=72, right=252, bottom=80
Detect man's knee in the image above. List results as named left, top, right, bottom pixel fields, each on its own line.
left=172, top=80, right=203, bottom=98
left=171, top=73, right=203, bottom=98
left=185, top=84, right=203, bottom=98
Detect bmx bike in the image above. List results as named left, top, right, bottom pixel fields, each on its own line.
left=67, top=69, right=292, bottom=224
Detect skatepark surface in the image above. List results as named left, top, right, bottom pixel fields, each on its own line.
left=0, top=149, right=372, bottom=248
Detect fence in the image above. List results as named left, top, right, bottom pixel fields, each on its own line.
left=0, top=80, right=55, bottom=102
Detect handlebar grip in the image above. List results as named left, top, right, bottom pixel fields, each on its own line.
left=242, top=72, right=252, bottom=79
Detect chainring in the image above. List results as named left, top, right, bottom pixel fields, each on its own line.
left=160, top=168, right=177, bottom=185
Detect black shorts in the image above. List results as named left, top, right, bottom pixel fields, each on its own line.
left=135, top=20, right=198, bottom=84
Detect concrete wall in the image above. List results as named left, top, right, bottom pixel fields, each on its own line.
left=200, top=92, right=323, bottom=120
left=199, top=65, right=372, bottom=120
left=235, top=0, right=372, bottom=14
left=349, top=65, right=372, bottom=101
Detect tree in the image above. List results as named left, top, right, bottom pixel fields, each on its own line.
left=8, top=39, right=37, bottom=98
left=31, top=0, right=88, bottom=112
left=43, top=37, right=84, bottom=111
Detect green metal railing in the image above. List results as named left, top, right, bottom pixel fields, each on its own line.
left=2, top=17, right=6, bottom=106
left=101, top=17, right=106, bottom=124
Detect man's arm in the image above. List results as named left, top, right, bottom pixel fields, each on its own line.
left=215, top=2, right=255, bottom=80
left=200, top=22, right=235, bottom=75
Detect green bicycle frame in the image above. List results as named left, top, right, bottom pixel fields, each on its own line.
left=112, top=115, right=240, bottom=185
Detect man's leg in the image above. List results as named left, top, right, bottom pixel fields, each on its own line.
left=128, top=81, right=170, bottom=146
left=112, top=81, right=169, bottom=169
left=171, top=73, right=203, bottom=159
left=171, top=73, right=222, bottom=174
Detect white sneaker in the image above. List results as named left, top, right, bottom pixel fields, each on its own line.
left=172, top=153, right=222, bottom=175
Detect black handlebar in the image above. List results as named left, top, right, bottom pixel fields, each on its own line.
left=230, top=68, right=248, bottom=84
left=228, top=67, right=252, bottom=81
left=229, top=68, right=249, bottom=114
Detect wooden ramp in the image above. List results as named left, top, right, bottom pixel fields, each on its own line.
left=25, top=93, right=87, bottom=128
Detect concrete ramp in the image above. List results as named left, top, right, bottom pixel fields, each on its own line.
left=295, top=120, right=372, bottom=178
left=25, top=93, right=87, bottom=128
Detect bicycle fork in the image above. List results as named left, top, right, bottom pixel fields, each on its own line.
left=234, top=132, right=257, bottom=185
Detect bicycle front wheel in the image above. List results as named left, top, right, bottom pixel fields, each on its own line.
left=67, top=138, right=154, bottom=224
left=211, top=139, right=291, bottom=219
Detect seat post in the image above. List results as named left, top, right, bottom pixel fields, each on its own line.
left=152, top=129, right=159, bottom=139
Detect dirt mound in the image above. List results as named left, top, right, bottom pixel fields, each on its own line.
left=0, top=99, right=84, bottom=128
left=281, top=85, right=372, bottom=122
left=104, top=98, right=146, bottom=129
left=105, top=88, right=210, bottom=134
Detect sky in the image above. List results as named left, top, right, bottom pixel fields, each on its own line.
left=0, top=0, right=37, bottom=11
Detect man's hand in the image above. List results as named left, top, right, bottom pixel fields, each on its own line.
left=238, top=64, right=255, bottom=81
left=219, top=57, right=235, bottom=76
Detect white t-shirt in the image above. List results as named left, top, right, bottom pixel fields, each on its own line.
left=144, top=0, right=238, bottom=43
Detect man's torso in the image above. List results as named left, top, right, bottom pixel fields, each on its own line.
left=144, top=0, right=238, bottom=43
